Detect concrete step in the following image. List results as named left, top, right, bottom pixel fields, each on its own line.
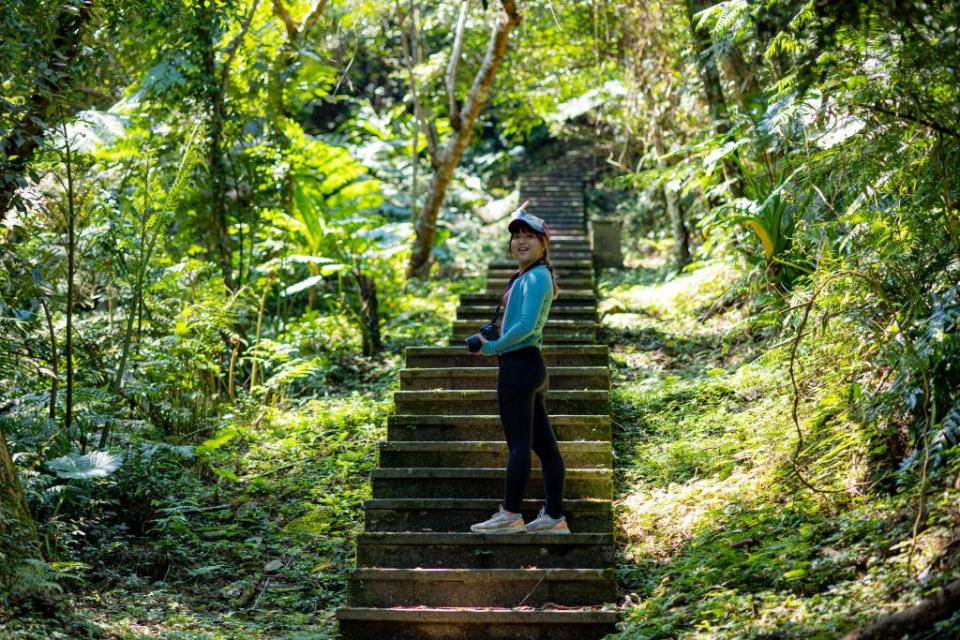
left=526, top=203, right=584, bottom=211
left=363, top=497, right=612, bottom=533
left=452, top=318, right=597, bottom=334
left=403, top=345, right=609, bottom=368
left=400, top=366, right=609, bottom=390
left=485, top=277, right=594, bottom=289
left=451, top=321, right=597, bottom=344
left=539, top=244, right=591, bottom=253
left=523, top=197, right=585, bottom=204
left=337, top=607, right=617, bottom=640
left=378, top=440, right=611, bottom=469
left=460, top=290, right=596, bottom=307
left=393, top=390, right=609, bottom=416
left=371, top=467, right=612, bottom=500
left=484, top=267, right=593, bottom=280
left=387, top=414, right=611, bottom=442
left=457, top=304, right=596, bottom=321
left=550, top=232, right=590, bottom=241
left=486, top=259, right=591, bottom=269
left=355, top=532, right=615, bottom=569
left=451, top=336, right=595, bottom=347
left=347, top=567, right=617, bottom=607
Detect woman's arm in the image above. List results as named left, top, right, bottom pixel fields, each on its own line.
left=479, top=270, right=551, bottom=356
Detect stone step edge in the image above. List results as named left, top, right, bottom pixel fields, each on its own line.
left=364, top=497, right=611, bottom=509
left=380, top=441, right=610, bottom=451
left=401, top=366, right=608, bottom=376
left=451, top=320, right=597, bottom=328
left=350, top=568, right=614, bottom=581
left=460, top=290, right=595, bottom=298
left=372, top=467, right=610, bottom=478
left=388, top=414, right=611, bottom=426
left=395, top=390, right=608, bottom=399
left=406, top=346, right=608, bottom=355
left=358, top=532, right=613, bottom=544
left=335, top=607, right=616, bottom=623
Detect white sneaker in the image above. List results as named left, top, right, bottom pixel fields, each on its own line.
left=470, top=505, right=525, bottom=534
left=523, top=506, right=570, bottom=534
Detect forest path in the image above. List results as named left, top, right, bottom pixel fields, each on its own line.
left=335, top=148, right=620, bottom=639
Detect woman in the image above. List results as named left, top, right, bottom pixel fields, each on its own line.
left=469, top=204, right=569, bottom=535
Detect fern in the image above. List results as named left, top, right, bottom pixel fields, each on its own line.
left=929, top=401, right=960, bottom=471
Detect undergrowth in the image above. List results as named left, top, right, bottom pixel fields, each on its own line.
left=0, top=278, right=473, bottom=640
left=605, top=242, right=960, bottom=639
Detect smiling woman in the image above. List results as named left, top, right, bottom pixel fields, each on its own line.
left=467, top=205, right=568, bottom=535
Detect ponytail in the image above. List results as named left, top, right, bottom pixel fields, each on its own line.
left=542, top=245, right=560, bottom=300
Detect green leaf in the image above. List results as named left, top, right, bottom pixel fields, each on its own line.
left=47, top=451, right=121, bottom=480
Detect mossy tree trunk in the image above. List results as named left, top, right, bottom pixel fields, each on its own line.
left=0, top=428, right=39, bottom=597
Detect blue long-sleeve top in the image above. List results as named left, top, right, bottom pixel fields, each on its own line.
left=480, top=264, right=553, bottom=356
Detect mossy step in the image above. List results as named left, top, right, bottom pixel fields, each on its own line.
left=363, top=497, right=612, bottom=533
left=336, top=606, right=616, bottom=640
left=393, top=389, right=609, bottom=415
left=387, top=414, right=611, bottom=441
left=404, top=345, right=608, bottom=368
left=450, top=334, right=596, bottom=347
left=400, top=366, right=609, bottom=391
left=347, top=568, right=616, bottom=607
left=371, top=467, right=612, bottom=500
left=524, top=195, right=585, bottom=201
left=460, top=291, right=596, bottom=306
left=457, top=305, right=596, bottom=321
left=452, top=319, right=597, bottom=340
left=485, top=278, right=594, bottom=290
left=487, top=250, right=591, bottom=262
left=355, top=531, right=614, bottom=569
left=487, top=259, right=591, bottom=269
left=378, top=440, right=611, bottom=469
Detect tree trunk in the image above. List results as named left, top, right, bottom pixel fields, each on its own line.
left=842, top=578, right=960, bottom=640
left=0, top=428, right=40, bottom=595
left=199, top=2, right=235, bottom=291
left=652, top=117, right=690, bottom=270
left=406, top=0, right=521, bottom=279
left=0, top=1, right=92, bottom=223
left=41, top=299, right=58, bottom=421
left=355, top=269, right=382, bottom=357
left=63, top=124, right=78, bottom=449
left=684, top=0, right=743, bottom=197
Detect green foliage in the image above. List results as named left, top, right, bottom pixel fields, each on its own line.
left=46, top=451, right=121, bottom=480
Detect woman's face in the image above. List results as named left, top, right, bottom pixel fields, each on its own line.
left=510, top=227, right=545, bottom=268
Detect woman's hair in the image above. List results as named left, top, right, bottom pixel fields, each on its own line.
left=506, top=224, right=561, bottom=300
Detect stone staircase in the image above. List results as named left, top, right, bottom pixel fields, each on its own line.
left=336, top=152, right=618, bottom=639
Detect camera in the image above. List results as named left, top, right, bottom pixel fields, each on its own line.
left=465, top=322, right=500, bottom=353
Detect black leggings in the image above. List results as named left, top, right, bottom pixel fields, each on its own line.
left=497, top=346, right=565, bottom=519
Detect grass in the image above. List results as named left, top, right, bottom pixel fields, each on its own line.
left=604, top=241, right=960, bottom=639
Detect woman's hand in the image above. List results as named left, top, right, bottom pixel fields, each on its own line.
left=471, top=334, right=489, bottom=356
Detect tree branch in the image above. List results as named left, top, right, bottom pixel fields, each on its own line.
left=856, top=102, right=960, bottom=140
left=221, top=0, right=263, bottom=96
left=272, top=0, right=300, bottom=43
left=301, top=0, right=329, bottom=38
left=458, top=0, right=520, bottom=130
left=398, top=1, right=440, bottom=164
left=446, top=0, right=470, bottom=132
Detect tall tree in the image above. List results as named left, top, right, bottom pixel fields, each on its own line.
left=684, top=0, right=743, bottom=196
left=404, top=0, right=521, bottom=279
